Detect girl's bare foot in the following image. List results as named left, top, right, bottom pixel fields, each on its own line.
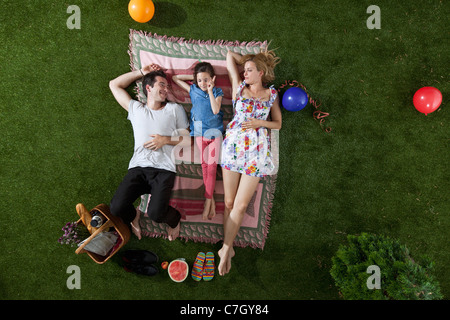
left=208, top=197, right=216, bottom=220
left=202, top=198, right=212, bottom=220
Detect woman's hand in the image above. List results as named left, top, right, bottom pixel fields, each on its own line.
left=241, top=118, right=262, bottom=130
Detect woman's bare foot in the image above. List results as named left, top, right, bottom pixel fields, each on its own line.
left=131, top=211, right=142, bottom=240
left=167, top=222, right=180, bottom=241
left=202, top=198, right=212, bottom=220
left=218, top=245, right=235, bottom=276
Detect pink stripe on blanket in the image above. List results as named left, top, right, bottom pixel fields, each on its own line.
left=170, top=198, right=260, bottom=229
left=139, top=51, right=233, bottom=105
left=167, top=176, right=262, bottom=229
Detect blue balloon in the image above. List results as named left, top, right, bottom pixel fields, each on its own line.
left=282, top=87, right=308, bottom=111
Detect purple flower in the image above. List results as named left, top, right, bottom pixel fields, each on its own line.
left=58, top=221, right=90, bottom=247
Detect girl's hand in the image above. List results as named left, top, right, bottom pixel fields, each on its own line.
left=207, top=76, right=216, bottom=92
left=242, top=118, right=261, bottom=130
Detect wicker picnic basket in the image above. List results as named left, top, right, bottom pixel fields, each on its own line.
left=75, top=203, right=130, bottom=264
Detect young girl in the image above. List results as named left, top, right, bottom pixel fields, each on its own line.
left=172, top=62, right=224, bottom=220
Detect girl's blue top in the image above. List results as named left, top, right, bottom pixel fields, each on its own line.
left=189, top=84, right=224, bottom=138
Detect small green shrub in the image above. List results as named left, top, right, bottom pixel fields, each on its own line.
left=330, top=233, right=443, bottom=300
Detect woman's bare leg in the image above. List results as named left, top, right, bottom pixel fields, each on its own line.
left=221, top=168, right=241, bottom=232
left=218, top=173, right=260, bottom=276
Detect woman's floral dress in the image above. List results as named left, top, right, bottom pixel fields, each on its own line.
left=221, top=81, right=278, bottom=177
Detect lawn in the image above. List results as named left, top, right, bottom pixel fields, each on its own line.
left=0, top=0, right=448, bottom=302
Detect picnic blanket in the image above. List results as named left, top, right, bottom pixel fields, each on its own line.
left=128, top=29, right=278, bottom=249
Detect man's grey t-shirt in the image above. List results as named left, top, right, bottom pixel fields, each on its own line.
left=127, top=99, right=189, bottom=173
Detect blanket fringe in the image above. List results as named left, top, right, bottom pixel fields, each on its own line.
left=262, top=174, right=277, bottom=248
left=129, top=29, right=268, bottom=49
left=140, top=229, right=263, bottom=249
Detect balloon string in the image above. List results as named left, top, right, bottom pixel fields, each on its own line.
left=278, top=80, right=332, bottom=133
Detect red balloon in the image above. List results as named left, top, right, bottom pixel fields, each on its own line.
left=413, top=87, right=442, bottom=115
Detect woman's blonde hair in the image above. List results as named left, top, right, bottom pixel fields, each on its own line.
left=239, top=46, right=280, bottom=84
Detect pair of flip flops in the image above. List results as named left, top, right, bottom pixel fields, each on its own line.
left=191, top=252, right=215, bottom=281
left=122, top=249, right=159, bottom=276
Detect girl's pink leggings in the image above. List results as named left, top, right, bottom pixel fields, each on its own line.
left=195, top=136, right=221, bottom=199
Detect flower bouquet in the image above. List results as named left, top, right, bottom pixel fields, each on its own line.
left=58, top=221, right=90, bottom=247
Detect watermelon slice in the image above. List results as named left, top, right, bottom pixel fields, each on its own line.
left=168, top=258, right=189, bottom=282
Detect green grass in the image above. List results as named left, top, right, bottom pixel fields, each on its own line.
left=0, top=0, right=448, bottom=300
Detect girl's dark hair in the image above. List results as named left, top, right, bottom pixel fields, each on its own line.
left=142, top=70, right=167, bottom=97
left=193, top=62, right=215, bottom=85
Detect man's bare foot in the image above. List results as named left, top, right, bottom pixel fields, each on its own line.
left=218, top=246, right=235, bottom=276
left=202, top=198, right=212, bottom=220
left=131, top=211, right=142, bottom=240
left=167, top=222, right=180, bottom=241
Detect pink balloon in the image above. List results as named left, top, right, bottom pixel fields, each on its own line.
left=413, top=87, right=442, bottom=115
